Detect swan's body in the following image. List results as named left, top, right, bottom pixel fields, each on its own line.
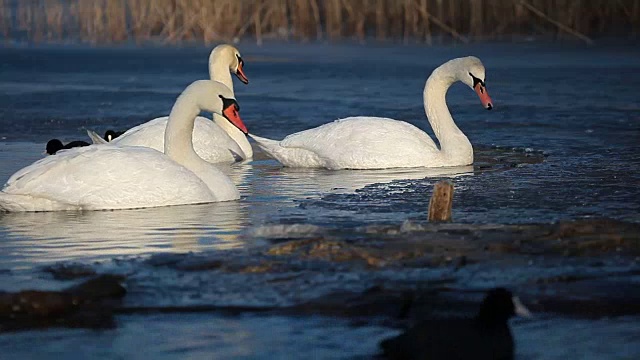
left=88, top=44, right=251, bottom=163
left=0, top=146, right=221, bottom=211
left=0, top=80, right=245, bottom=212
left=98, top=116, right=247, bottom=163
left=250, top=118, right=439, bottom=169
left=251, top=56, right=493, bottom=170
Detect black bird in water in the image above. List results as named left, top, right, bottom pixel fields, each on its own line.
left=103, top=130, right=125, bottom=142
left=46, top=139, right=90, bottom=155
left=379, top=288, right=531, bottom=360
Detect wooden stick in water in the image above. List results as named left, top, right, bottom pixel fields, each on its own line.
left=428, top=181, right=454, bottom=222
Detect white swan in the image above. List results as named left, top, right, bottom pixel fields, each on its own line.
left=0, top=80, right=246, bottom=212
left=250, top=56, right=493, bottom=170
left=87, top=44, right=251, bottom=163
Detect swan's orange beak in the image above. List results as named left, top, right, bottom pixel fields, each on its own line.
left=235, top=57, right=249, bottom=84
left=223, top=102, right=248, bottom=134
left=474, top=83, right=493, bottom=110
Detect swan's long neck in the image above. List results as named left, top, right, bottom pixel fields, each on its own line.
left=165, top=92, right=200, bottom=163
left=164, top=85, right=238, bottom=199
left=209, top=54, right=252, bottom=159
left=424, top=65, right=473, bottom=165
left=209, top=56, right=234, bottom=93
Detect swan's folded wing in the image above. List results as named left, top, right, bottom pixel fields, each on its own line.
left=279, top=117, right=438, bottom=168
left=5, top=149, right=71, bottom=188
left=111, top=116, right=242, bottom=162
left=191, top=116, right=245, bottom=162
left=110, top=117, right=170, bottom=150
left=5, top=146, right=114, bottom=200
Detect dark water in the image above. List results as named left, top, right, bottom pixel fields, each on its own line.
left=0, top=43, right=639, bottom=359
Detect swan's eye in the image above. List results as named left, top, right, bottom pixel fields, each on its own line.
left=469, top=72, right=485, bottom=88
left=220, top=95, right=240, bottom=112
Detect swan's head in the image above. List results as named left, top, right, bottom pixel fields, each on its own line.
left=457, top=56, right=493, bottom=110
left=45, top=139, right=64, bottom=155
left=210, top=44, right=249, bottom=84
left=194, top=80, right=248, bottom=134
left=218, top=94, right=247, bottom=134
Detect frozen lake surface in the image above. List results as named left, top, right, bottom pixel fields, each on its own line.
left=0, top=42, right=639, bottom=359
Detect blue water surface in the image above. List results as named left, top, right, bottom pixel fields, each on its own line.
left=0, top=42, right=639, bottom=359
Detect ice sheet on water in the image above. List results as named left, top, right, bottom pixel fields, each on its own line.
left=244, top=223, right=325, bottom=239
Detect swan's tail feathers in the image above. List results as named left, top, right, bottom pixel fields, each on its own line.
left=87, top=129, right=108, bottom=145
left=248, top=134, right=282, bottom=156
left=248, top=133, right=323, bottom=168
left=0, top=192, right=77, bottom=212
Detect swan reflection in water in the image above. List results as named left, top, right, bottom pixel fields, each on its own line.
left=212, top=155, right=475, bottom=233
left=279, top=165, right=474, bottom=194
left=0, top=200, right=248, bottom=265
left=247, top=153, right=474, bottom=197
left=0, top=152, right=472, bottom=267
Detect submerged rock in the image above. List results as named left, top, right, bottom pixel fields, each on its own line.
left=0, top=275, right=126, bottom=332
left=42, top=262, right=97, bottom=280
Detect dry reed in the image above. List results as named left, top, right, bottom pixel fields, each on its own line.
left=0, top=0, right=8, bottom=38
left=0, top=0, right=637, bottom=45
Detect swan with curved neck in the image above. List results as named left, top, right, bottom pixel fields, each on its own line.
left=250, top=56, right=492, bottom=170
left=0, top=80, right=246, bottom=212
left=206, top=44, right=252, bottom=160
left=87, top=44, right=251, bottom=163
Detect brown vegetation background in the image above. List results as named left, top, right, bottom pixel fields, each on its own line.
left=0, top=0, right=638, bottom=45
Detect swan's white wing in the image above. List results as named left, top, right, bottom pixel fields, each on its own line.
left=192, top=118, right=245, bottom=162
left=112, top=116, right=243, bottom=163
left=279, top=117, right=438, bottom=169
left=110, top=117, right=169, bottom=151
left=3, top=145, right=216, bottom=210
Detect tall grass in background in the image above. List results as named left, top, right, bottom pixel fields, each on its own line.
left=0, top=0, right=638, bottom=45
